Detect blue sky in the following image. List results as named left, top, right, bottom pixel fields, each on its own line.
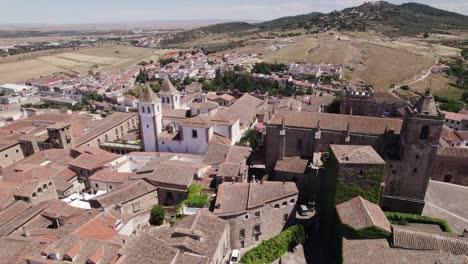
left=1, top=0, right=467, bottom=24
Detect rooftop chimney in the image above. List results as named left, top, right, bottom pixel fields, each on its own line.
left=22, top=226, right=30, bottom=237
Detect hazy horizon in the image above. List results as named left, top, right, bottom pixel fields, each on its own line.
left=1, top=0, right=467, bottom=26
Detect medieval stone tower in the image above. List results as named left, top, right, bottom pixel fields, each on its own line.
left=47, top=123, right=74, bottom=150
left=382, top=89, right=444, bottom=214
left=138, top=86, right=162, bottom=152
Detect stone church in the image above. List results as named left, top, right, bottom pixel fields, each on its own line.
left=264, top=89, right=444, bottom=214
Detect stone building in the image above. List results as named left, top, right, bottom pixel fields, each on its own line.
left=214, top=181, right=298, bottom=249
left=327, top=145, right=386, bottom=204
left=89, top=180, right=158, bottom=217
left=340, top=88, right=407, bottom=118
left=432, top=147, right=468, bottom=186
left=264, top=89, right=444, bottom=214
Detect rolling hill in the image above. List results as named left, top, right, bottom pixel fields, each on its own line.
left=162, top=1, right=468, bottom=46
left=161, top=22, right=257, bottom=45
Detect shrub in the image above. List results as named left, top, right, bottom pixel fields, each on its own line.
left=400, top=85, right=410, bottom=90
left=384, top=212, right=452, bottom=232
left=241, top=225, right=305, bottom=264
left=149, top=205, right=166, bottom=226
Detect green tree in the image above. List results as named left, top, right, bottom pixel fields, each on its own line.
left=239, top=128, right=263, bottom=151
left=149, top=205, right=166, bottom=226
left=327, top=92, right=343, bottom=114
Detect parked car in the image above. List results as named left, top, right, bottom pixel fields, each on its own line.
left=229, top=249, right=240, bottom=264
left=298, top=204, right=309, bottom=216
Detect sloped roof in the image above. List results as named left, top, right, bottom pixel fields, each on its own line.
left=214, top=182, right=298, bottom=216
left=138, top=86, right=160, bottom=103
left=228, top=94, right=264, bottom=126
left=181, top=114, right=213, bottom=128
left=336, top=196, right=391, bottom=233
left=90, top=180, right=157, bottom=208
left=269, top=111, right=403, bottom=135
left=392, top=226, right=468, bottom=256
left=342, top=238, right=455, bottom=264
left=159, top=78, right=179, bottom=95
left=275, top=157, right=309, bottom=174
left=330, top=145, right=386, bottom=164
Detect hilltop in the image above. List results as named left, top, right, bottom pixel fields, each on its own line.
left=162, top=1, right=468, bottom=46
left=161, top=22, right=257, bottom=45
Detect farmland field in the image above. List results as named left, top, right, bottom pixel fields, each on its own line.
left=0, top=46, right=176, bottom=83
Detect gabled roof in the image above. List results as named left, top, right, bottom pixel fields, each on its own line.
left=89, top=180, right=157, bottom=208
left=227, top=94, right=264, bottom=126
left=336, top=196, right=391, bottom=233
left=214, top=182, right=298, bottom=216
left=330, top=145, right=386, bottom=164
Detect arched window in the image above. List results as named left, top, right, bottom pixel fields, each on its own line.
left=420, top=125, right=430, bottom=140
left=274, top=204, right=279, bottom=209
left=147, top=107, right=151, bottom=113
left=141, top=106, right=145, bottom=113
left=282, top=201, right=287, bottom=207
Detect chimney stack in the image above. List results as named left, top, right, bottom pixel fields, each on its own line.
left=22, top=226, right=30, bottom=237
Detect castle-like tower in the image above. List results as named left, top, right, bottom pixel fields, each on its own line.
left=382, top=89, right=444, bottom=214
left=138, top=86, right=162, bottom=152
left=159, top=78, right=181, bottom=109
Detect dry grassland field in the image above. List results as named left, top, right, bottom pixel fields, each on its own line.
left=0, top=46, right=175, bottom=83
left=409, top=73, right=465, bottom=102
left=258, top=32, right=461, bottom=91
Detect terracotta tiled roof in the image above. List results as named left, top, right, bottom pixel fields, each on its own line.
left=275, top=157, right=309, bottom=174
left=181, top=114, right=213, bottom=128
left=210, top=133, right=232, bottom=145
left=189, top=101, right=218, bottom=109
left=163, top=108, right=189, bottom=119
left=139, top=160, right=208, bottom=188
left=88, top=169, right=134, bottom=184
left=392, top=226, right=468, bottom=255
left=269, top=111, right=403, bottom=135
left=336, top=196, right=391, bottom=233
left=342, top=238, right=454, bottom=264
left=214, top=182, right=298, bottom=216
left=330, top=145, right=386, bottom=164
left=441, top=126, right=462, bottom=143
left=437, top=147, right=468, bottom=158
left=445, top=112, right=468, bottom=122
left=89, top=180, right=157, bottom=208
left=122, top=234, right=178, bottom=264
left=228, top=94, right=264, bottom=126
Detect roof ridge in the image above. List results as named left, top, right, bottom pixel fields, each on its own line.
left=358, top=197, right=375, bottom=227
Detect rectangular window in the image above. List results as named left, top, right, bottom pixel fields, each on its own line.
left=297, top=139, right=302, bottom=151
left=239, top=229, right=245, bottom=239
left=240, top=241, right=245, bottom=248
left=284, top=214, right=288, bottom=223
left=192, top=129, right=198, bottom=138
left=253, top=225, right=261, bottom=233
left=255, top=211, right=260, bottom=218
left=255, top=234, right=260, bottom=241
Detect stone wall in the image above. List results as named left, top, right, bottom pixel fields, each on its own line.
left=221, top=193, right=298, bottom=249
left=432, top=154, right=468, bottom=186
